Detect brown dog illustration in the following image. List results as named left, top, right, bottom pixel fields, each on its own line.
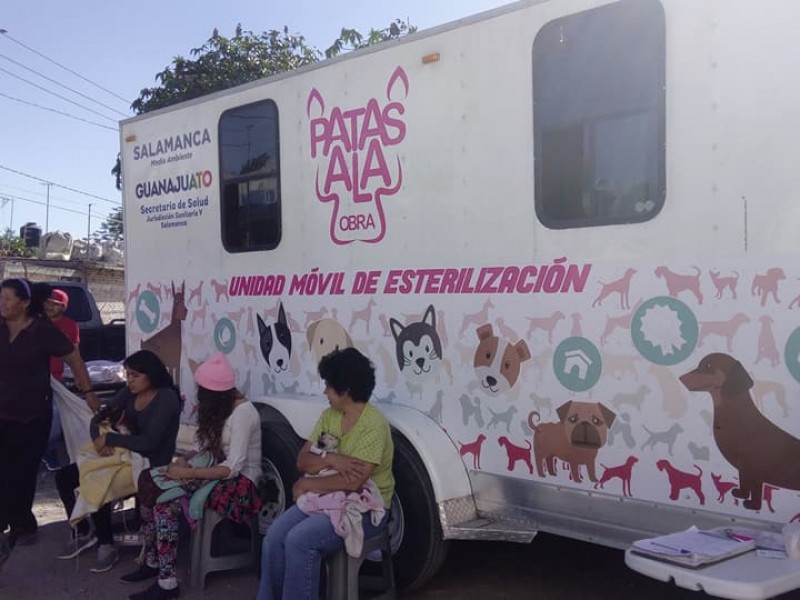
left=306, top=318, right=354, bottom=364
left=680, top=352, right=800, bottom=510
left=528, top=401, right=616, bottom=483
left=141, top=281, right=186, bottom=388
left=594, top=456, right=638, bottom=497
left=474, top=324, right=530, bottom=395
left=498, top=436, right=533, bottom=474
left=657, top=459, right=705, bottom=505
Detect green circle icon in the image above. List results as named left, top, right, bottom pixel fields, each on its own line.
left=631, top=296, right=698, bottom=365
left=554, top=337, right=602, bottom=392
left=214, top=318, right=236, bottom=354
left=135, top=290, right=160, bottom=333
left=784, top=327, right=800, bottom=383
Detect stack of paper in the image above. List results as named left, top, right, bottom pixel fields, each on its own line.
left=632, top=526, right=756, bottom=568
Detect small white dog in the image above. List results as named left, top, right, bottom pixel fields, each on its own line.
left=308, top=432, right=339, bottom=477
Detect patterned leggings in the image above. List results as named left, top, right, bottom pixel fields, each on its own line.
left=138, top=470, right=261, bottom=580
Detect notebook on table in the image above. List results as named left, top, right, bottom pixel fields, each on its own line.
left=631, top=526, right=757, bottom=569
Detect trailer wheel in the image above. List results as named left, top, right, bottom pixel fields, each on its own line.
left=258, top=423, right=303, bottom=534
left=366, top=433, right=449, bottom=591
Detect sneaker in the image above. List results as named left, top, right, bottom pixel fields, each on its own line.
left=57, top=532, right=98, bottom=559
left=129, top=581, right=180, bottom=600
left=89, top=544, right=119, bottom=573
left=120, top=563, right=159, bottom=583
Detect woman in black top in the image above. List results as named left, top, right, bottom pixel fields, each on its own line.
left=0, top=278, right=97, bottom=549
left=58, top=349, right=181, bottom=572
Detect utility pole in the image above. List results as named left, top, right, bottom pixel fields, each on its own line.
left=87, top=203, right=92, bottom=242
left=43, top=181, right=53, bottom=233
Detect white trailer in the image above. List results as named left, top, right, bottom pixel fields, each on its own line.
left=121, top=0, right=800, bottom=592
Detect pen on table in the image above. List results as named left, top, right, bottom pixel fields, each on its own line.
left=651, top=541, right=692, bottom=555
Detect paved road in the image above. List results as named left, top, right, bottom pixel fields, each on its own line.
left=4, top=470, right=800, bottom=599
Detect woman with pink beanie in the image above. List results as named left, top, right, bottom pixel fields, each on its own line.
left=123, top=352, right=262, bottom=600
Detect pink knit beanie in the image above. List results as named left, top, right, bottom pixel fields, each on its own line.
left=194, top=352, right=236, bottom=391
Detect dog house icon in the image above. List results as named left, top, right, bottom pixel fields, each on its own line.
left=563, top=349, right=593, bottom=380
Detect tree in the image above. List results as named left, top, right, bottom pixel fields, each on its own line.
left=114, top=20, right=415, bottom=189
left=92, top=206, right=123, bottom=243
left=0, top=227, right=36, bottom=258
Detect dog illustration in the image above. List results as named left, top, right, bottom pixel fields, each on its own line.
left=709, top=270, right=739, bottom=300
left=495, top=318, right=519, bottom=343
left=146, top=281, right=163, bottom=302
left=378, top=314, right=393, bottom=337
left=186, top=280, right=204, bottom=306
left=459, top=434, right=487, bottom=469
left=304, top=307, right=329, bottom=328
left=591, top=267, right=636, bottom=309
left=607, top=413, right=636, bottom=449
left=611, top=385, right=650, bottom=411
left=487, top=405, right=518, bottom=433
left=424, top=391, right=443, bottom=426
left=570, top=312, right=583, bottom=337
left=390, top=305, right=442, bottom=380
left=210, top=278, right=229, bottom=302
left=529, top=392, right=553, bottom=416
left=528, top=401, right=616, bottom=483
left=306, top=318, right=354, bottom=364
left=529, top=346, right=554, bottom=382
left=141, top=281, right=186, bottom=388
left=654, top=266, right=703, bottom=304
left=349, top=298, right=376, bottom=334
left=128, top=282, right=142, bottom=304
left=459, top=299, right=494, bottom=337
left=524, top=311, right=565, bottom=342
left=640, top=423, right=683, bottom=456
left=258, top=303, right=292, bottom=375
left=261, top=372, right=277, bottom=396
left=602, top=353, right=639, bottom=380
left=648, top=365, right=688, bottom=420
left=751, top=267, right=785, bottom=307
left=680, top=352, right=800, bottom=510
left=474, top=324, right=530, bottom=395
left=241, top=339, right=258, bottom=365
left=598, top=300, right=642, bottom=346
left=687, top=441, right=710, bottom=462
left=190, top=301, right=209, bottom=329
left=437, top=309, right=449, bottom=349
left=657, top=460, right=705, bottom=505
left=752, top=380, right=789, bottom=418
left=763, top=484, right=779, bottom=513
left=459, top=394, right=484, bottom=428
left=698, top=313, right=750, bottom=351
left=498, top=436, right=533, bottom=474
left=226, top=306, right=246, bottom=328
left=594, top=456, right=638, bottom=497
left=711, top=473, right=739, bottom=505
left=755, top=315, right=780, bottom=367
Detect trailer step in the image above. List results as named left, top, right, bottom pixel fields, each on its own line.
left=445, top=517, right=538, bottom=543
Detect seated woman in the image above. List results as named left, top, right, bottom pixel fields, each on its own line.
left=123, top=352, right=262, bottom=600
left=57, top=349, right=181, bottom=572
left=257, top=347, right=395, bottom=600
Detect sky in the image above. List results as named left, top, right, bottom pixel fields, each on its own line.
left=0, top=0, right=511, bottom=244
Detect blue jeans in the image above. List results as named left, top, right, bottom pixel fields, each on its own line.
left=257, top=505, right=386, bottom=600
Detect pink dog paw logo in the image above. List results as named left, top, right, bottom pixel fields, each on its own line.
left=308, top=67, right=408, bottom=245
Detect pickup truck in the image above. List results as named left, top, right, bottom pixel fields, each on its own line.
left=48, top=281, right=126, bottom=363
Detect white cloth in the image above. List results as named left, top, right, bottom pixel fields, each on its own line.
left=51, top=377, right=93, bottom=463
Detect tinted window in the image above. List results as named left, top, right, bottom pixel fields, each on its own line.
left=533, top=0, right=666, bottom=229
left=61, top=286, right=92, bottom=323
left=219, top=100, right=281, bottom=251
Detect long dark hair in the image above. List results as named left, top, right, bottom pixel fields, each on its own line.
left=0, top=278, right=50, bottom=318
left=195, top=387, right=237, bottom=461
left=123, top=349, right=176, bottom=391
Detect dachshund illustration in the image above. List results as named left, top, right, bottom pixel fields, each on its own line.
left=680, top=353, right=800, bottom=510
left=594, top=456, right=638, bottom=497
left=459, top=434, right=487, bottom=470
left=498, top=436, right=533, bottom=474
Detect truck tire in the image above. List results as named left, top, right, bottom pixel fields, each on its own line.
left=368, top=433, right=449, bottom=591
left=258, top=423, right=303, bottom=534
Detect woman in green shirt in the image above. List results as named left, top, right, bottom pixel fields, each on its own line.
left=257, top=347, right=394, bottom=600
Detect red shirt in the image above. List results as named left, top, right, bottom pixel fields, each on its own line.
left=50, top=316, right=79, bottom=380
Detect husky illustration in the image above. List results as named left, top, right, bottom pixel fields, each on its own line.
left=389, top=304, right=443, bottom=380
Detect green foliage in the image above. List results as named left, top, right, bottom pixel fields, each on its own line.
left=324, top=19, right=417, bottom=58
left=92, top=206, right=123, bottom=243
left=0, top=227, right=36, bottom=258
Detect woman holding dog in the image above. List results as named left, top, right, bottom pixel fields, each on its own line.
left=0, top=278, right=97, bottom=549
left=121, top=352, right=262, bottom=600
left=257, top=347, right=395, bottom=600
left=57, top=349, right=182, bottom=573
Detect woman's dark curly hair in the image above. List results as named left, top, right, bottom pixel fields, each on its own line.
left=318, top=347, right=375, bottom=403
left=123, top=350, right=176, bottom=391
left=195, top=386, right=238, bottom=461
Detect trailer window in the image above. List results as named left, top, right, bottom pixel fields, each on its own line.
left=219, top=100, right=281, bottom=251
left=533, top=0, right=665, bottom=229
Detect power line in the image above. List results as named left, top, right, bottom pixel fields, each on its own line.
left=0, top=52, right=129, bottom=117
left=0, top=191, right=121, bottom=222
left=0, top=164, right=121, bottom=205
left=0, top=29, right=131, bottom=106
left=0, top=90, right=118, bottom=132
left=0, top=64, right=118, bottom=122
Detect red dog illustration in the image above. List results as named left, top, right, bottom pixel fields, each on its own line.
left=657, top=459, right=705, bottom=505
left=594, top=456, right=638, bottom=497
left=498, top=436, right=533, bottom=474
left=459, top=434, right=487, bottom=470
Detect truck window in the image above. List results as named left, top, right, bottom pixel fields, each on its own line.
left=533, top=0, right=665, bottom=229
left=61, top=286, right=92, bottom=323
left=219, top=99, right=282, bottom=252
